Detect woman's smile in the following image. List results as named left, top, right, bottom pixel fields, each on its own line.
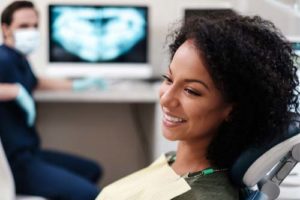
left=162, top=109, right=187, bottom=127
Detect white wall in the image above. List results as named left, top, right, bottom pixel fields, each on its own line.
left=238, top=0, right=300, bottom=37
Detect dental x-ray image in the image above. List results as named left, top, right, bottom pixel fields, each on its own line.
left=49, top=5, right=148, bottom=63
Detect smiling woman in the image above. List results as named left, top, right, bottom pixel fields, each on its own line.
left=95, top=14, right=299, bottom=200
left=159, top=40, right=232, bottom=146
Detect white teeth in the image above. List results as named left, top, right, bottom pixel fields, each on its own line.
left=164, top=114, right=185, bottom=123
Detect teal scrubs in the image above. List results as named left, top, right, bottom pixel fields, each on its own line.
left=0, top=44, right=101, bottom=200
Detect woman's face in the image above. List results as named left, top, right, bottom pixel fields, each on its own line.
left=159, top=40, right=232, bottom=143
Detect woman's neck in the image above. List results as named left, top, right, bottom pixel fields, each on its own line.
left=171, top=141, right=212, bottom=176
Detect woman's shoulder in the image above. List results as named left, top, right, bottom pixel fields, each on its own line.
left=173, top=172, right=239, bottom=200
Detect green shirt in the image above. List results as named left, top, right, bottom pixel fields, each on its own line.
left=166, top=152, right=239, bottom=200
left=173, top=172, right=239, bottom=200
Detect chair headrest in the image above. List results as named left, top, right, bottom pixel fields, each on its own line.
left=230, top=114, right=300, bottom=187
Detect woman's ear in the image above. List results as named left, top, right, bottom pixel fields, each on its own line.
left=224, top=103, right=235, bottom=123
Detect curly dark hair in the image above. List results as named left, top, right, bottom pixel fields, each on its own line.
left=168, top=15, right=299, bottom=168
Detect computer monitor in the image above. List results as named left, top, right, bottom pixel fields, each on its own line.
left=288, top=36, right=300, bottom=68
left=47, top=4, right=151, bottom=78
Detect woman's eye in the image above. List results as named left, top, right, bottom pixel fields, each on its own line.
left=162, top=75, right=173, bottom=84
left=184, top=88, right=201, bottom=96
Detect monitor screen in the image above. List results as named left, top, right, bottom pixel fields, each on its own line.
left=49, top=5, right=148, bottom=64
left=292, top=42, right=300, bottom=57
left=288, top=36, right=300, bottom=68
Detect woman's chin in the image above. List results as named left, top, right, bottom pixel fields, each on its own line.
left=162, top=129, right=178, bottom=141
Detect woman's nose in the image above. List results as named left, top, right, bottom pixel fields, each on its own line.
left=159, top=85, right=180, bottom=108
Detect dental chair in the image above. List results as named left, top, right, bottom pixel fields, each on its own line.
left=230, top=114, right=300, bottom=200
left=0, top=139, right=47, bottom=200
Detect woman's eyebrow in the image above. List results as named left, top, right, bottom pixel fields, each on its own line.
left=184, top=79, right=209, bottom=90
left=169, top=67, right=209, bottom=89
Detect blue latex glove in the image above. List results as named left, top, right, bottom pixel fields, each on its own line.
left=15, top=83, right=36, bottom=127
left=72, top=77, right=108, bottom=91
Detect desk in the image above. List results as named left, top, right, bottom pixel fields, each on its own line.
left=34, top=82, right=158, bottom=103
left=34, top=82, right=177, bottom=186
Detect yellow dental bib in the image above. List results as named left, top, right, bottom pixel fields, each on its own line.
left=96, top=154, right=191, bottom=200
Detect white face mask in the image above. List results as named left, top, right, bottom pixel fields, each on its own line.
left=13, top=28, right=40, bottom=55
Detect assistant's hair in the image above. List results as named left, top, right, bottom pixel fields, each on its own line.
left=1, top=1, right=35, bottom=26
left=168, top=15, right=299, bottom=168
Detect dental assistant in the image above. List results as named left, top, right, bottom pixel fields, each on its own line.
left=0, top=1, right=105, bottom=199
